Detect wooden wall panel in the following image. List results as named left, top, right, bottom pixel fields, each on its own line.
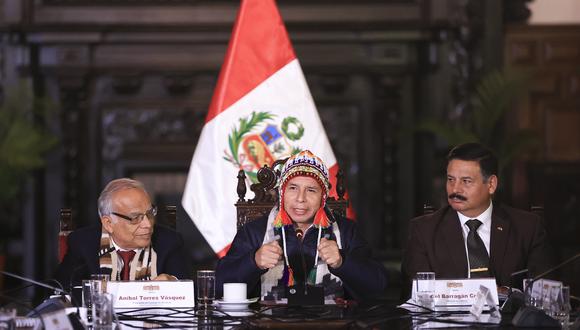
left=506, top=25, right=580, bottom=297
left=505, top=25, right=580, bottom=161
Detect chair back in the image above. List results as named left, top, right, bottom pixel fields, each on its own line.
left=235, top=159, right=349, bottom=229
left=423, top=203, right=436, bottom=215
left=58, top=208, right=74, bottom=263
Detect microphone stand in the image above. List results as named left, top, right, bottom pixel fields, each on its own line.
left=295, top=228, right=309, bottom=295
left=1, top=271, right=67, bottom=295
left=531, top=252, right=580, bottom=282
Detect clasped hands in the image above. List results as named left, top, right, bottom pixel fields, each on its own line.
left=255, top=238, right=342, bottom=270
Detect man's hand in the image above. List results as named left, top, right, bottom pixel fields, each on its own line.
left=153, top=273, right=178, bottom=281
left=318, top=237, right=342, bottom=269
left=255, top=241, right=283, bottom=270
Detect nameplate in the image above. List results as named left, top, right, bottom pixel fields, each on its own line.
left=106, top=281, right=195, bottom=308
left=412, top=278, right=499, bottom=306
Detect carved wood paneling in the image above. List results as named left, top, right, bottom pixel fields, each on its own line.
left=505, top=25, right=580, bottom=161
left=506, top=24, right=580, bottom=297
left=544, top=105, right=580, bottom=160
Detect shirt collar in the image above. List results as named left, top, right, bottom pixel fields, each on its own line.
left=457, top=201, right=493, bottom=227
left=110, top=237, right=142, bottom=253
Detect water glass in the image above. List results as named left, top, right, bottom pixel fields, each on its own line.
left=92, top=292, right=114, bottom=330
left=0, top=309, right=16, bottom=330
left=196, top=270, right=216, bottom=307
left=523, top=278, right=541, bottom=308
left=90, top=274, right=110, bottom=295
left=553, top=286, right=571, bottom=327
left=415, top=272, right=436, bottom=309
left=81, top=280, right=93, bottom=322
left=81, top=280, right=93, bottom=308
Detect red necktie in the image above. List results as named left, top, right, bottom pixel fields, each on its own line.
left=117, top=250, right=136, bottom=280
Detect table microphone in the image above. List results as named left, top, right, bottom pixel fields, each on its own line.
left=501, top=268, right=528, bottom=314
left=285, top=227, right=324, bottom=305
left=529, top=252, right=580, bottom=283
left=0, top=270, right=74, bottom=325
left=0, top=271, right=67, bottom=295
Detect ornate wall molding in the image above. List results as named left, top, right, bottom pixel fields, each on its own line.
left=101, top=105, right=202, bottom=161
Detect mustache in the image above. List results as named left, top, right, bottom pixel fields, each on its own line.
left=448, top=193, right=467, bottom=201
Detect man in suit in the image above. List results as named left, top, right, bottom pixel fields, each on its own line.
left=55, top=178, right=189, bottom=289
left=401, top=142, right=552, bottom=299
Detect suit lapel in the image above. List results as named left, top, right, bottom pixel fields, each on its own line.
left=440, top=208, right=468, bottom=277
left=489, top=205, right=510, bottom=279
left=87, top=226, right=103, bottom=274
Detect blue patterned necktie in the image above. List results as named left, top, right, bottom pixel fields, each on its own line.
left=466, top=219, right=490, bottom=278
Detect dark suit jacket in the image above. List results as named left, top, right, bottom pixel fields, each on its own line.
left=401, top=204, right=553, bottom=300
left=54, top=224, right=190, bottom=290
left=216, top=215, right=388, bottom=301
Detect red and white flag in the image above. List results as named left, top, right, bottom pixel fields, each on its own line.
left=182, top=0, right=343, bottom=257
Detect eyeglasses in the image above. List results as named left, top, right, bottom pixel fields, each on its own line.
left=111, top=205, right=157, bottom=225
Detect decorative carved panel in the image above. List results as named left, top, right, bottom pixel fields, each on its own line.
left=506, top=25, right=580, bottom=297
left=544, top=106, right=580, bottom=160
left=505, top=25, right=580, bottom=161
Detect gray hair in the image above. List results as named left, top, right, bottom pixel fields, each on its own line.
left=97, top=178, right=149, bottom=217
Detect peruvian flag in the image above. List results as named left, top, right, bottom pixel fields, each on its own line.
left=182, top=0, right=344, bottom=257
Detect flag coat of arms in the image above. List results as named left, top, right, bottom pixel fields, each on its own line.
left=182, top=0, right=342, bottom=257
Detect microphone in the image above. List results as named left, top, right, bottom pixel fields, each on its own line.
left=284, top=226, right=324, bottom=306
left=295, top=228, right=304, bottom=241
left=0, top=271, right=67, bottom=295
left=501, top=269, right=529, bottom=314
left=530, top=252, right=580, bottom=282
left=295, top=228, right=308, bottom=293
left=0, top=270, right=73, bottom=326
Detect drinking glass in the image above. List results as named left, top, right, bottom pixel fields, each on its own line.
left=196, top=270, right=216, bottom=308
left=415, top=272, right=436, bottom=309
left=92, top=292, right=114, bottom=330
left=81, top=280, right=93, bottom=322
left=90, top=274, right=110, bottom=296
left=523, top=278, right=542, bottom=308
left=553, top=286, right=571, bottom=327
left=82, top=280, right=93, bottom=308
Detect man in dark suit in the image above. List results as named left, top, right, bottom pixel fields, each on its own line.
left=55, top=178, right=189, bottom=289
left=401, top=143, right=552, bottom=299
